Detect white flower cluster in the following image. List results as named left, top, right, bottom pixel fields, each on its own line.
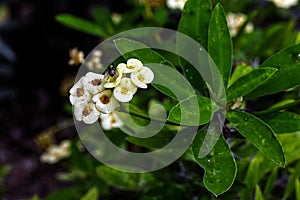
left=40, top=140, right=71, bottom=164
left=269, top=0, right=298, bottom=8
left=69, top=58, right=154, bottom=129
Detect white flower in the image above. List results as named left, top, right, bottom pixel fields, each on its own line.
left=131, top=67, right=154, bottom=89
left=86, top=50, right=104, bottom=71
left=68, top=48, right=84, bottom=65
left=113, top=77, right=138, bottom=102
left=227, top=12, right=254, bottom=37
left=69, top=77, right=91, bottom=105
left=123, top=58, right=143, bottom=73
left=74, top=101, right=100, bottom=124
left=166, top=0, right=188, bottom=10
left=100, top=112, right=123, bottom=130
left=111, top=13, right=122, bottom=25
left=92, top=90, right=119, bottom=113
left=85, top=72, right=105, bottom=94
left=40, top=140, right=71, bottom=164
left=103, top=65, right=124, bottom=88
left=269, top=0, right=298, bottom=8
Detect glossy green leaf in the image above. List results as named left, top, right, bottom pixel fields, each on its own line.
left=192, top=127, right=237, bottom=196
left=226, top=68, right=277, bottom=102
left=283, top=161, right=300, bottom=200
left=259, top=112, right=300, bottom=134
left=208, top=3, right=232, bottom=87
left=226, top=110, right=285, bottom=166
left=255, top=185, right=265, bottom=200
left=80, top=187, right=99, bottom=200
left=55, top=14, right=108, bottom=37
left=246, top=44, right=300, bottom=99
left=168, top=95, right=218, bottom=126
left=178, top=0, right=211, bottom=50
left=228, top=63, right=253, bottom=86
left=177, top=0, right=212, bottom=93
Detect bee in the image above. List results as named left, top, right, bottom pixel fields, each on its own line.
left=103, top=64, right=119, bottom=78
left=103, top=64, right=119, bottom=84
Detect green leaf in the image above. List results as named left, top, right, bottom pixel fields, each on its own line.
left=178, top=0, right=211, bottom=50
left=46, top=186, right=82, bottom=200
left=283, top=161, right=300, bottom=200
left=192, top=127, right=237, bottom=196
left=264, top=169, right=278, bottom=199
left=296, top=179, right=300, bottom=200
left=96, top=165, right=140, bottom=190
left=245, top=44, right=300, bottom=99
left=226, top=110, right=285, bottom=166
left=226, top=68, right=277, bottom=102
left=92, top=6, right=114, bottom=35
left=126, top=131, right=175, bottom=149
left=259, top=112, right=300, bottom=134
left=208, top=3, right=232, bottom=87
left=255, top=185, right=265, bottom=200
left=240, top=132, right=300, bottom=200
left=55, top=14, right=108, bottom=37
left=80, top=187, right=99, bottom=200
left=177, top=0, right=212, bottom=93
left=168, top=95, right=217, bottom=126
left=228, top=63, right=253, bottom=86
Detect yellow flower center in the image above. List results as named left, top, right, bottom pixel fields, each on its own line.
left=82, top=106, right=92, bottom=117
left=100, top=94, right=110, bottom=104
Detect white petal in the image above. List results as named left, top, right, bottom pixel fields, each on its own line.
left=131, top=73, right=147, bottom=89
left=116, top=63, right=126, bottom=72
left=74, top=102, right=85, bottom=121
left=120, top=77, right=138, bottom=93
left=113, top=86, right=134, bottom=102
left=140, top=67, right=154, bottom=83
left=86, top=72, right=105, bottom=94
left=124, top=58, right=143, bottom=73
left=93, top=90, right=119, bottom=113
left=100, top=112, right=123, bottom=130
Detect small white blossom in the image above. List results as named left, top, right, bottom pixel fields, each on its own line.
left=86, top=50, right=104, bottom=71
left=131, top=67, right=154, bottom=89
left=100, top=112, right=123, bottom=130
left=123, top=58, right=143, bottom=73
left=69, top=77, right=91, bottom=105
left=227, top=12, right=254, bottom=37
left=68, top=48, right=84, bottom=66
left=74, top=101, right=100, bottom=124
left=111, top=13, right=122, bottom=25
left=103, top=66, right=124, bottom=88
left=269, top=0, right=298, bottom=8
left=113, top=77, right=138, bottom=102
left=92, top=90, right=119, bottom=113
left=40, top=140, right=71, bottom=164
left=166, top=0, right=187, bottom=10
left=85, top=72, right=105, bottom=94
